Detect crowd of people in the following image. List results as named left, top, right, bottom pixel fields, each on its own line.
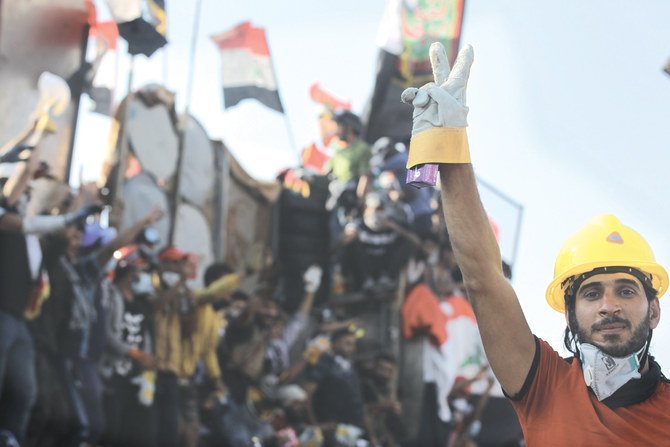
left=0, top=91, right=501, bottom=447
left=3, top=29, right=668, bottom=447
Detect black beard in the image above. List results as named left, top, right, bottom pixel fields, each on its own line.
left=569, top=307, right=651, bottom=357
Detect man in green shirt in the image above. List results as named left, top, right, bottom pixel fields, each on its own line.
left=327, top=111, right=371, bottom=184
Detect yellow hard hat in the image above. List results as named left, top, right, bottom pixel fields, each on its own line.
left=545, top=214, right=668, bottom=312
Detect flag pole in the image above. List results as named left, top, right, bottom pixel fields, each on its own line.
left=112, top=55, right=134, bottom=204
left=65, top=21, right=91, bottom=185
left=168, top=0, right=203, bottom=245
left=265, top=30, right=299, bottom=158
left=282, top=110, right=299, bottom=158
left=183, top=0, right=203, bottom=115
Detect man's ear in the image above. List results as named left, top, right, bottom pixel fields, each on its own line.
left=649, top=298, right=661, bottom=330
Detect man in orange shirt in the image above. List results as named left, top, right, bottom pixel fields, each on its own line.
left=401, top=42, right=670, bottom=444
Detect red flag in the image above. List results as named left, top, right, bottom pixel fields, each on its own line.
left=211, top=22, right=284, bottom=113
left=308, top=83, right=351, bottom=112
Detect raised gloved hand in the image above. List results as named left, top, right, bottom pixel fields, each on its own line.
left=36, top=72, right=71, bottom=118
left=401, top=43, right=474, bottom=169
left=65, top=203, right=104, bottom=226
left=303, top=265, right=323, bottom=294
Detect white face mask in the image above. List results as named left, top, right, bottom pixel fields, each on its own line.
left=131, top=272, right=154, bottom=295
left=161, top=271, right=181, bottom=287
left=579, top=342, right=646, bottom=401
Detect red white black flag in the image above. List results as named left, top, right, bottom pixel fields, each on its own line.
left=211, top=22, right=284, bottom=113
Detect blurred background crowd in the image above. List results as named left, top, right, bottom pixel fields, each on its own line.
left=0, top=95, right=521, bottom=447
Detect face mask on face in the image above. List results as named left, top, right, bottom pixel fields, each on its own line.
left=579, top=342, right=646, bottom=401
left=131, top=272, right=154, bottom=295
left=161, top=271, right=181, bottom=287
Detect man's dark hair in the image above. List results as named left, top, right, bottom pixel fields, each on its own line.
left=375, top=352, right=397, bottom=365
left=332, top=327, right=356, bottom=344
left=334, top=111, right=363, bottom=136
left=231, top=289, right=249, bottom=302
left=204, top=262, right=234, bottom=287
left=114, top=263, right=135, bottom=282
left=562, top=266, right=658, bottom=355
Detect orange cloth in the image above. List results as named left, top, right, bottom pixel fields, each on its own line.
left=402, top=283, right=448, bottom=346
left=301, top=143, right=331, bottom=174
left=442, top=295, right=476, bottom=324
left=511, top=339, right=670, bottom=445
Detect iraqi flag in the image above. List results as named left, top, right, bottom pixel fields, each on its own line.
left=211, top=22, right=284, bottom=113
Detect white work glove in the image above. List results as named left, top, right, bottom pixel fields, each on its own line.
left=406, top=257, right=426, bottom=284
left=36, top=72, right=71, bottom=117
left=400, top=43, right=474, bottom=170
left=401, top=43, right=473, bottom=133
left=303, top=265, right=323, bottom=294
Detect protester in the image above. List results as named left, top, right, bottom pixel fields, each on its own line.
left=177, top=262, right=239, bottom=447
left=303, top=327, right=373, bottom=447
left=0, top=115, right=109, bottom=446
left=264, top=266, right=321, bottom=386
left=152, top=247, right=195, bottom=447
left=340, top=192, right=413, bottom=294
left=364, top=137, right=435, bottom=240
left=361, top=353, right=403, bottom=447
left=326, top=111, right=371, bottom=186
left=103, top=245, right=158, bottom=447
left=401, top=41, right=670, bottom=444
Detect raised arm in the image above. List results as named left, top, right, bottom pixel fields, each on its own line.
left=95, top=206, right=164, bottom=266
left=402, top=43, right=534, bottom=395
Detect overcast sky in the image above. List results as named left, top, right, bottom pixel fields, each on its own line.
left=76, top=0, right=670, bottom=367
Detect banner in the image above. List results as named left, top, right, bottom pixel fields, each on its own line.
left=364, top=0, right=466, bottom=144
left=105, top=0, right=167, bottom=56
left=211, top=21, right=284, bottom=113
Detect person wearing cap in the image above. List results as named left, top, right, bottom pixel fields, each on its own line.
left=401, top=42, right=670, bottom=444
left=101, top=244, right=158, bottom=447
left=150, top=246, right=196, bottom=447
